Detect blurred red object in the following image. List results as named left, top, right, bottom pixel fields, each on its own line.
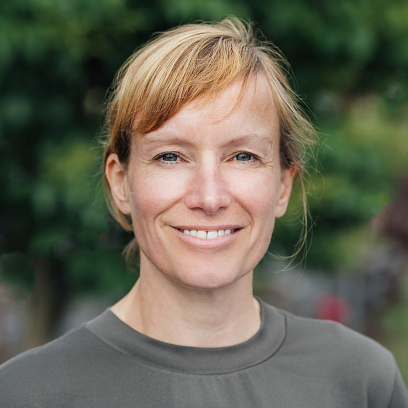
left=315, top=294, right=352, bottom=324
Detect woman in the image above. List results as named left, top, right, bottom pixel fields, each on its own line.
left=1, top=18, right=407, bottom=408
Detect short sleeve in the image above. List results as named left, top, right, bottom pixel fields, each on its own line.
left=387, top=362, right=408, bottom=408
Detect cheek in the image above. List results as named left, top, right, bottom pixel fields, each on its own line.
left=228, top=170, right=278, bottom=220
left=227, top=170, right=279, bottom=269
left=129, top=170, right=187, bottom=220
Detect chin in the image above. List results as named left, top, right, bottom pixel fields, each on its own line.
left=171, top=266, right=244, bottom=291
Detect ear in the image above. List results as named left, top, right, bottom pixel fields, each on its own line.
left=274, top=166, right=296, bottom=218
left=105, top=153, right=131, bottom=215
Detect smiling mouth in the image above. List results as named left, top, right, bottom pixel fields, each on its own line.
left=176, top=228, right=241, bottom=240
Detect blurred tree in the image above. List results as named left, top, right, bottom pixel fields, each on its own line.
left=0, top=0, right=158, bottom=347
left=1, top=0, right=408, bottom=348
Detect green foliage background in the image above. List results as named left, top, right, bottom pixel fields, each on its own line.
left=0, top=0, right=407, bottom=370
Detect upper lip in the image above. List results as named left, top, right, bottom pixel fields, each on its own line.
left=172, top=225, right=243, bottom=231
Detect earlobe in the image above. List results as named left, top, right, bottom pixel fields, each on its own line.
left=105, top=153, right=131, bottom=215
left=275, top=166, right=296, bottom=218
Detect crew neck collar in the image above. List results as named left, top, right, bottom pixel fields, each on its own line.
left=85, top=297, right=287, bottom=375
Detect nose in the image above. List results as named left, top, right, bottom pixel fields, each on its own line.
left=184, top=157, right=232, bottom=215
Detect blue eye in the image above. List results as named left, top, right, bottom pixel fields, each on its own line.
left=160, top=153, right=178, bottom=162
left=236, top=153, right=253, bottom=161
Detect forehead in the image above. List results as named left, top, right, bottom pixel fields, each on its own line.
left=183, top=75, right=277, bottom=125
left=136, top=75, right=280, bottom=147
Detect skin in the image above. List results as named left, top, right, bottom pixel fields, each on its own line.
left=105, top=75, right=295, bottom=347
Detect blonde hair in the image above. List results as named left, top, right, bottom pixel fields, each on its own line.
left=103, top=18, right=316, bottom=264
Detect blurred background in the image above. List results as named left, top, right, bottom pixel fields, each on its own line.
left=0, top=0, right=407, bottom=384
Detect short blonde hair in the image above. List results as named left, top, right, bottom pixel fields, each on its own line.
left=103, top=18, right=316, bottom=263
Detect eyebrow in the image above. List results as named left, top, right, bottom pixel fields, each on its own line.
left=140, top=135, right=193, bottom=148
left=139, top=133, right=275, bottom=149
left=223, top=135, right=274, bottom=148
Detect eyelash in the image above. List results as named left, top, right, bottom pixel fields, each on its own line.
left=154, top=152, right=181, bottom=164
left=154, top=152, right=259, bottom=164
left=234, top=152, right=259, bottom=163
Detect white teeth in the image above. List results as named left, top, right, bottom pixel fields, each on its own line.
left=180, top=228, right=237, bottom=240
left=196, top=230, right=207, bottom=239
left=207, top=231, right=218, bottom=240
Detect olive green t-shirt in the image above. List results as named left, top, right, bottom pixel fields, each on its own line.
left=1, top=298, right=407, bottom=407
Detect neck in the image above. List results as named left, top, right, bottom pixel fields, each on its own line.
left=110, top=257, right=261, bottom=348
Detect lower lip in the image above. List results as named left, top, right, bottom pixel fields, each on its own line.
left=172, top=227, right=240, bottom=249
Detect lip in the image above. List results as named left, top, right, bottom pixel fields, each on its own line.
left=173, top=225, right=242, bottom=231
left=171, top=226, right=242, bottom=249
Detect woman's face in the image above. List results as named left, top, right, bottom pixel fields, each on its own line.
left=107, top=76, right=295, bottom=290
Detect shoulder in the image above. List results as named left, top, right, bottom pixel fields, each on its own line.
left=0, top=323, right=106, bottom=406
left=275, top=307, right=402, bottom=405
left=0, top=323, right=101, bottom=373
left=280, top=307, right=393, bottom=365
